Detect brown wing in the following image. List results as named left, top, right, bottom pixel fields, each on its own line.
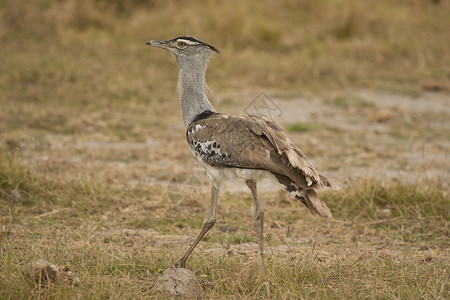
left=187, top=113, right=321, bottom=189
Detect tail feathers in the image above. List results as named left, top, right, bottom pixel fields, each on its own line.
left=294, top=194, right=307, bottom=207
left=318, top=174, right=340, bottom=190
left=300, top=189, right=332, bottom=218
left=272, top=172, right=333, bottom=218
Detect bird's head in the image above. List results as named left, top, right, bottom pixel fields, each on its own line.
left=146, top=36, right=219, bottom=66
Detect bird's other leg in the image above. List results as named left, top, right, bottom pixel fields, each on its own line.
left=246, top=179, right=265, bottom=267
left=173, top=185, right=219, bottom=268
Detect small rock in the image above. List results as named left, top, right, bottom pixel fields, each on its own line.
left=26, top=259, right=80, bottom=285
left=156, top=268, right=202, bottom=299
left=376, top=208, right=392, bottom=218
left=27, top=259, right=61, bottom=283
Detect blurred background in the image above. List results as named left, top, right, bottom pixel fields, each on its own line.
left=1, top=0, right=449, bottom=182
left=1, top=0, right=449, bottom=100
left=0, top=1, right=449, bottom=298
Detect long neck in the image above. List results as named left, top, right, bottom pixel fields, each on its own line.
left=175, top=55, right=217, bottom=128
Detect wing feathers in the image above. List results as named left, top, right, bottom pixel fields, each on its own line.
left=187, top=113, right=336, bottom=190
left=245, top=116, right=320, bottom=186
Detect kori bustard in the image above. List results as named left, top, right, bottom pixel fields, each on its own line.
left=146, top=36, right=339, bottom=268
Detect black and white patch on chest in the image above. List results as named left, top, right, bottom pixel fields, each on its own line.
left=186, top=123, right=231, bottom=165
left=189, top=138, right=230, bottom=164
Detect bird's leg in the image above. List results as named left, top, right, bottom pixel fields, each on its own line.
left=246, top=179, right=265, bottom=267
left=173, top=185, right=219, bottom=268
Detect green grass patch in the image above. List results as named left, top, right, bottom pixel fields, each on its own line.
left=286, top=122, right=341, bottom=133
left=327, top=178, right=448, bottom=220
left=326, top=94, right=375, bottom=109
left=286, top=122, right=315, bottom=132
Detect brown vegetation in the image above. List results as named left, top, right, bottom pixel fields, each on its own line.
left=1, top=0, right=449, bottom=298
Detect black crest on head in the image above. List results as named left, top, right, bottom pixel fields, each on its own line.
left=171, top=36, right=220, bottom=53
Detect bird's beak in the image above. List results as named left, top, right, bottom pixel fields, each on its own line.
left=145, top=40, right=170, bottom=50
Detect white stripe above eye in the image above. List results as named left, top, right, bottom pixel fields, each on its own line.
left=177, top=39, right=200, bottom=46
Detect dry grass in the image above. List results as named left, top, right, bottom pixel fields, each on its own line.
left=0, top=148, right=448, bottom=299
left=1, top=0, right=449, bottom=299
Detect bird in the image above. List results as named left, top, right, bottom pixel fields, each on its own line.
left=146, top=36, right=339, bottom=268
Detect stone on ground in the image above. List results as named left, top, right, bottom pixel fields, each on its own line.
left=27, top=259, right=61, bottom=283
left=156, top=267, right=202, bottom=299
left=26, top=259, right=80, bottom=285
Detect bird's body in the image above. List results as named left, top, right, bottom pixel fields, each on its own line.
left=187, top=112, right=337, bottom=213
left=188, top=113, right=281, bottom=188
left=146, top=36, right=339, bottom=268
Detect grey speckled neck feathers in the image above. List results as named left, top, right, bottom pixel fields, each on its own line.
left=174, top=51, right=217, bottom=128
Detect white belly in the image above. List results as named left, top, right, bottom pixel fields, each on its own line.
left=198, top=158, right=276, bottom=189
left=189, top=146, right=278, bottom=188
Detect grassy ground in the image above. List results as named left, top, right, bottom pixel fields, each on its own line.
left=1, top=0, right=449, bottom=299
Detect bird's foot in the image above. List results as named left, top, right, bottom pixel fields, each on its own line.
left=172, top=257, right=187, bottom=269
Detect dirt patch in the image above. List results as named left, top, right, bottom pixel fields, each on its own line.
left=14, top=91, right=449, bottom=193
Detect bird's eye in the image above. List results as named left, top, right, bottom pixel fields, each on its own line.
left=178, top=41, right=186, bottom=48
